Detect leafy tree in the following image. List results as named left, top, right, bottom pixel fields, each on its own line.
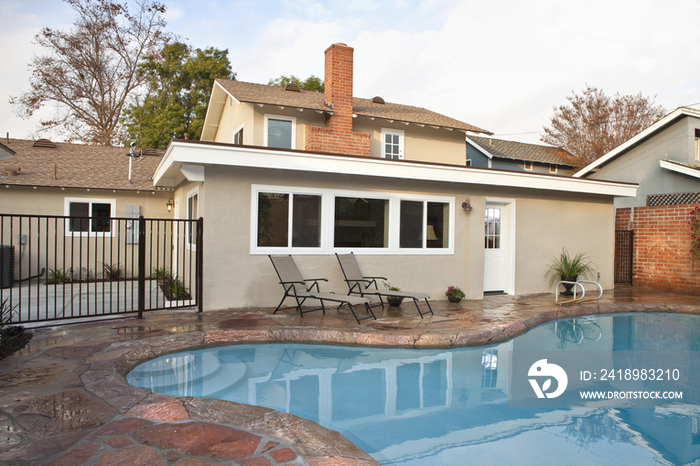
left=10, top=0, right=171, bottom=146
left=541, top=85, right=665, bottom=169
left=122, top=42, right=235, bottom=149
left=268, top=75, right=324, bottom=92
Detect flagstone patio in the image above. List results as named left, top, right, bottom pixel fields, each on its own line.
left=0, top=286, right=698, bottom=465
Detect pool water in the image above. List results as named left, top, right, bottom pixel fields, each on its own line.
left=128, top=313, right=700, bottom=465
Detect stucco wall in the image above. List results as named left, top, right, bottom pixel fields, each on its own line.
left=354, top=119, right=467, bottom=165
left=588, top=118, right=700, bottom=208
left=195, top=166, right=616, bottom=311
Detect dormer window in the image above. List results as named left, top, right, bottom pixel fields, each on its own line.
left=264, top=115, right=296, bottom=149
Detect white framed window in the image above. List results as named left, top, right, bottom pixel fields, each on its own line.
left=695, top=129, right=700, bottom=162
left=233, top=124, right=244, bottom=145
left=381, top=128, right=404, bottom=159
left=466, top=159, right=472, bottom=167
left=524, top=161, right=533, bottom=171
left=64, top=198, right=116, bottom=236
left=252, top=185, right=326, bottom=255
left=398, top=198, right=450, bottom=250
left=187, top=188, right=199, bottom=250
left=264, top=114, right=296, bottom=149
left=549, top=164, right=558, bottom=174
left=251, top=185, right=454, bottom=255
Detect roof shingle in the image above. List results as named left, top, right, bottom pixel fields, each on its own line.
left=215, top=79, right=492, bottom=135
left=0, top=139, right=163, bottom=191
left=468, top=136, right=575, bottom=166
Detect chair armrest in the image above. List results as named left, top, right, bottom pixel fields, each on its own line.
left=304, top=278, right=328, bottom=292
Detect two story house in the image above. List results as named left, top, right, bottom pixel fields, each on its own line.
left=153, top=43, right=636, bottom=311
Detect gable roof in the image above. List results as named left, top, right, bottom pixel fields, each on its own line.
left=0, top=138, right=163, bottom=191
left=466, top=136, right=575, bottom=166
left=574, top=107, right=700, bottom=178
left=204, top=79, right=492, bottom=139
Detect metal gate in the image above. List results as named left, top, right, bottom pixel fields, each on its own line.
left=0, top=214, right=203, bottom=325
left=614, top=230, right=634, bottom=285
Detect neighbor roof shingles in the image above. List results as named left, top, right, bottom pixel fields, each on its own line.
left=215, top=79, right=492, bottom=135
left=0, top=139, right=162, bottom=191
left=468, top=136, right=574, bottom=166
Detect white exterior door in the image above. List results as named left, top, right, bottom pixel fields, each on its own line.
left=484, top=206, right=504, bottom=292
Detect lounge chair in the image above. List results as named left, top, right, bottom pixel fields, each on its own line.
left=269, top=255, right=376, bottom=324
left=335, top=253, right=433, bottom=318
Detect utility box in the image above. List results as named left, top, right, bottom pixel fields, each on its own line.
left=0, top=245, right=14, bottom=288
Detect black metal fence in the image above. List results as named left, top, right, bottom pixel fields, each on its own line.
left=614, top=230, right=634, bottom=285
left=0, top=214, right=203, bottom=325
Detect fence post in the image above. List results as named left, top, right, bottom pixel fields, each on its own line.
left=196, top=216, right=203, bottom=313
left=138, top=215, right=146, bottom=319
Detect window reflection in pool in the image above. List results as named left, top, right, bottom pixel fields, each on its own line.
left=128, top=313, right=700, bottom=466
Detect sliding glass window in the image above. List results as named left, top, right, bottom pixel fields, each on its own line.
left=257, top=192, right=321, bottom=248
left=399, top=200, right=449, bottom=249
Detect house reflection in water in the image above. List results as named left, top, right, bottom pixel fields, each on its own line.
left=128, top=314, right=700, bottom=466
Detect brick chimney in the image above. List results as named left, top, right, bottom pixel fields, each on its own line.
left=324, top=43, right=354, bottom=133
left=305, top=43, right=370, bottom=156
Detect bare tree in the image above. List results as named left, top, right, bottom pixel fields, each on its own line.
left=10, top=0, right=171, bottom=146
left=541, top=85, right=665, bottom=169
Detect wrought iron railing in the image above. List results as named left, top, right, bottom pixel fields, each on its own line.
left=0, top=214, right=203, bottom=324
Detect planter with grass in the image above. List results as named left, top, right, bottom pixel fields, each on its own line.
left=544, top=248, right=596, bottom=295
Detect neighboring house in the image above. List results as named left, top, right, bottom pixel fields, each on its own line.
left=574, top=107, right=700, bottom=292
left=466, top=136, right=575, bottom=174
left=153, top=43, right=636, bottom=311
left=0, top=138, right=172, bottom=278
left=574, top=106, right=700, bottom=208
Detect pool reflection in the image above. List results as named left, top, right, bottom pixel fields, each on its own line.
left=128, top=313, right=700, bottom=466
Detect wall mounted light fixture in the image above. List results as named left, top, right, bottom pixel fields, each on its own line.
left=166, top=198, right=174, bottom=212
left=462, top=199, right=473, bottom=213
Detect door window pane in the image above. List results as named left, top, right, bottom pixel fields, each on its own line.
left=334, top=197, right=388, bottom=248
left=267, top=119, right=292, bottom=149
left=258, top=193, right=289, bottom=247
left=485, top=208, right=501, bottom=249
left=292, top=194, right=322, bottom=248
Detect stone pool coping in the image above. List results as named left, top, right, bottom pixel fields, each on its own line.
left=1, top=288, right=699, bottom=465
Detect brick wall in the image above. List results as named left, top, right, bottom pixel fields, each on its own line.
left=616, top=204, right=700, bottom=292
left=305, top=43, right=371, bottom=157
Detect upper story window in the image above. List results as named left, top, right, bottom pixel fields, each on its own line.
left=382, top=128, right=404, bottom=160
left=233, top=125, right=244, bottom=145
left=524, top=161, right=533, bottom=171
left=64, top=197, right=116, bottom=236
left=549, top=164, right=558, bottom=174
left=265, top=115, right=296, bottom=149
left=695, top=129, right=700, bottom=162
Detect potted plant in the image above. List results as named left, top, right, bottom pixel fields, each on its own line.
left=445, top=286, right=465, bottom=303
left=383, top=282, right=404, bottom=306
left=544, top=248, right=596, bottom=295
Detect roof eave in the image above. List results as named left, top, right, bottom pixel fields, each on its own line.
left=155, top=140, right=638, bottom=198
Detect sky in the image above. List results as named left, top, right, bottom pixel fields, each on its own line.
left=2, top=0, right=700, bottom=145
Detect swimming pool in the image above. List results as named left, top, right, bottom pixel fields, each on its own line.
left=128, top=313, right=700, bottom=465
